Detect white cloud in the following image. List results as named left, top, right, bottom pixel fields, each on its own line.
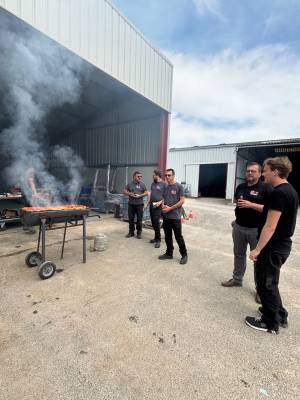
left=167, top=46, right=300, bottom=147
left=193, top=0, right=224, bottom=20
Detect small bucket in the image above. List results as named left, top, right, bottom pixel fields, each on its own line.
left=93, top=234, right=108, bottom=252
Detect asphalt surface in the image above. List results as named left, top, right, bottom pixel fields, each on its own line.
left=0, top=199, right=299, bottom=400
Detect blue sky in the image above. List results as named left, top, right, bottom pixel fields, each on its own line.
left=113, top=0, right=300, bottom=147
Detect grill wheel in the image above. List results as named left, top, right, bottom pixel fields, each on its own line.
left=38, top=261, right=56, bottom=280
left=25, top=251, right=43, bottom=268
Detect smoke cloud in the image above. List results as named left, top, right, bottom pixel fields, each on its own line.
left=0, top=11, right=87, bottom=206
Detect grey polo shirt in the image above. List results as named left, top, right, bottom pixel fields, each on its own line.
left=150, top=181, right=167, bottom=203
left=163, top=182, right=184, bottom=219
left=126, top=181, right=147, bottom=205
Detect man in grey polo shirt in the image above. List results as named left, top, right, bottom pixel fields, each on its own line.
left=123, top=171, right=148, bottom=239
left=158, top=168, right=188, bottom=265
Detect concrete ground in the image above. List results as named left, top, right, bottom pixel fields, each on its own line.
left=0, top=198, right=299, bottom=400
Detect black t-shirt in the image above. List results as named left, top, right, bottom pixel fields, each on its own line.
left=260, top=183, right=299, bottom=252
left=125, top=181, right=147, bottom=205
left=150, top=181, right=167, bottom=202
left=235, top=181, right=272, bottom=228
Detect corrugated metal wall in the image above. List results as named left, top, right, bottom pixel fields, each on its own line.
left=168, top=146, right=237, bottom=200
left=60, top=116, right=161, bottom=166
left=0, top=0, right=173, bottom=111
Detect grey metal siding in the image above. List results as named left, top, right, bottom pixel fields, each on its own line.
left=0, top=0, right=173, bottom=111
left=59, top=116, right=161, bottom=166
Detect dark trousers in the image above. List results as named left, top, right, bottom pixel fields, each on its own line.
left=128, top=204, right=143, bottom=233
left=150, top=206, right=162, bottom=241
left=255, top=248, right=289, bottom=330
left=163, top=217, right=187, bottom=256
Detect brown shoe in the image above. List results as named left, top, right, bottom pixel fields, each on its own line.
left=221, top=278, right=242, bottom=287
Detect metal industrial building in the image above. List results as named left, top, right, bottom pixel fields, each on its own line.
left=0, top=0, right=173, bottom=194
left=168, top=138, right=300, bottom=200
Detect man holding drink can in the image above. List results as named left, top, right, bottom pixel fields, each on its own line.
left=221, top=162, right=272, bottom=302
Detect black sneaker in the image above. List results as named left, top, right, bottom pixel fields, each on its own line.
left=158, top=253, right=173, bottom=260
left=258, top=307, right=288, bottom=328
left=136, top=232, right=142, bottom=239
left=245, top=316, right=279, bottom=335
left=125, top=232, right=134, bottom=238
left=154, top=242, right=160, bottom=248
left=180, top=255, right=188, bottom=265
left=149, top=239, right=156, bottom=243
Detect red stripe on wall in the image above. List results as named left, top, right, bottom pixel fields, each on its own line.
left=159, top=112, right=169, bottom=171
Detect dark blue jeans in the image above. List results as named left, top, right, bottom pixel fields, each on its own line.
left=128, top=204, right=143, bottom=233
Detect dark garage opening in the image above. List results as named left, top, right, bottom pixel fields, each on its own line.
left=198, top=163, right=227, bottom=198
left=236, top=144, right=300, bottom=200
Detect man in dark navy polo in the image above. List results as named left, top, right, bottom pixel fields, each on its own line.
left=222, top=162, right=271, bottom=302
left=158, top=168, right=188, bottom=265
left=123, top=171, right=148, bottom=239
left=145, top=169, right=166, bottom=248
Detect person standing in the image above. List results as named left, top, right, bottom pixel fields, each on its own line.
left=158, top=168, right=188, bottom=265
left=123, top=171, right=148, bottom=239
left=145, top=169, right=166, bottom=248
left=245, top=157, right=298, bottom=335
left=222, top=162, right=271, bottom=302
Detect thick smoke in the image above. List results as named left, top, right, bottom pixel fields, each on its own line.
left=0, top=13, right=86, bottom=205
left=52, top=146, right=84, bottom=203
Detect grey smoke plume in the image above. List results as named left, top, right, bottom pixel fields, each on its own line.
left=52, top=146, right=84, bottom=203
left=0, top=12, right=86, bottom=205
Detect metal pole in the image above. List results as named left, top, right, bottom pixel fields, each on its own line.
left=61, top=221, right=67, bottom=259
left=125, top=166, right=128, bottom=186
left=82, top=214, right=86, bottom=263
left=106, top=164, right=110, bottom=194
left=41, top=218, right=46, bottom=262
left=37, top=225, right=41, bottom=252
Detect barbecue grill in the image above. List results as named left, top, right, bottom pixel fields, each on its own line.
left=21, top=206, right=90, bottom=279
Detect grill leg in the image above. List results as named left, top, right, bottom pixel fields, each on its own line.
left=61, top=221, right=67, bottom=259
left=83, top=215, right=87, bottom=263
left=41, top=218, right=46, bottom=262
left=37, top=225, right=41, bottom=252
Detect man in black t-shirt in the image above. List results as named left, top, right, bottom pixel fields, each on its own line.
left=123, top=171, right=148, bottom=239
left=245, top=157, right=299, bottom=335
left=145, top=169, right=166, bottom=248
left=158, top=168, right=188, bottom=265
left=222, top=162, right=271, bottom=301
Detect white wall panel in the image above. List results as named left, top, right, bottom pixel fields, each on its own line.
left=0, top=0, right=173, bottom=111
left=185, top=165, right=199, bottom=197
left=226, top=162, right=236, bottom=200
left=168, top=146, right=238, bottom=200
